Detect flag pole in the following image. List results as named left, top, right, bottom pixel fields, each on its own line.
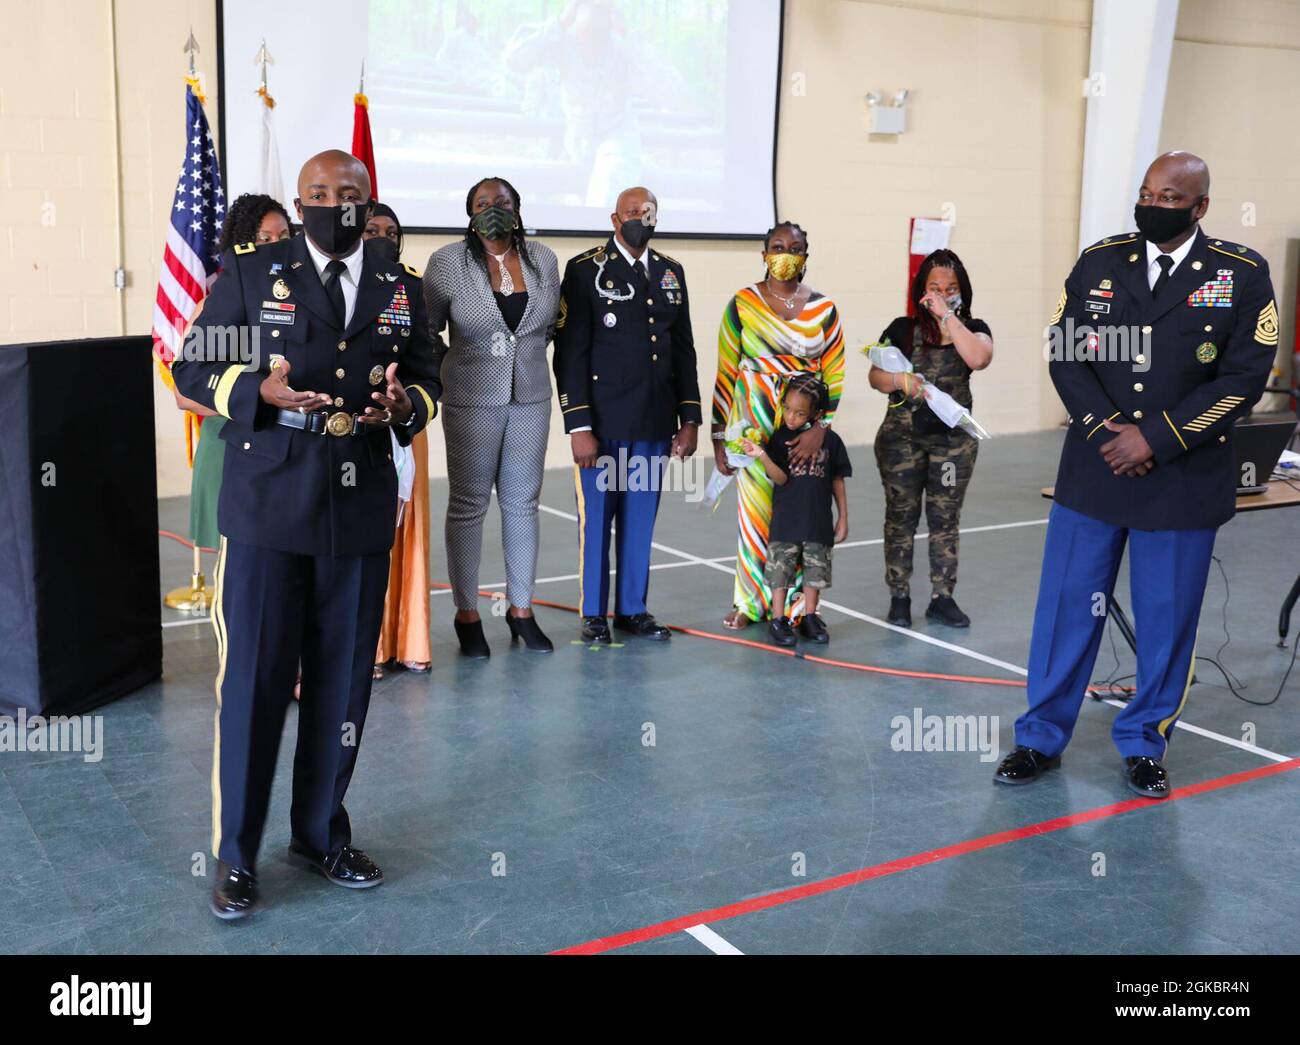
left=165, top=542, right=209, bottom=613
left=163, top=30, right=213, bottom=616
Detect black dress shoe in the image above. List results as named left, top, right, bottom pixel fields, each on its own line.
left=581, top=616, right=611, bottom=643
left=288, top=840, right=384, bottom=889
left=613, top=613, right=671, bottom=640
left=1125, top=756, right=1170, bottom=799
left=769, top=616, right=797, bottom=647
left=926, top=595, right=970, bottom=628
left=798, top=612, right=829, bottom=644
left=506, top=612, right=553, bottom=653
left=993, top=745, right=1061, bottom=785
left=210, top=861, right=258, bottom=920
left=454, top=618, right=490, bottom=659
left=887, top=596, right=912, bottom=627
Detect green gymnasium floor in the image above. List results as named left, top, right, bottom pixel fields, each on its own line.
left=3, top=430, right=1298, bottom=954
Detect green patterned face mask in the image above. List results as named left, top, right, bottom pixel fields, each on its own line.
left=471, top=204, right=516, bottom=240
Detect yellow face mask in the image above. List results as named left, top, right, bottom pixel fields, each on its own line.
left=765, top=252, right=806, bottom=281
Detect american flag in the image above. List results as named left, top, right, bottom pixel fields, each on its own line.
left=152, top=81, right=226, bottom=371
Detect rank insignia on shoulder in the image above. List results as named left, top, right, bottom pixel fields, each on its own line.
left=1049, top=288, right=1066, bottom=325
left=1255, top=301, right=1280, bottom=346
left=233, top=241, right=257, bottom=255
left=402, top=263, right=421, bottom=278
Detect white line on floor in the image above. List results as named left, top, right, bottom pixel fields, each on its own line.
left=684, top=923, right=744, bottom=955
left=1098, top=698, right=1291, bottom=763
left=537, top=504, right=1291, bottom=763
left=163, top=617, right=210, bottom=628
left=540, top=503, right=1031, bottom=675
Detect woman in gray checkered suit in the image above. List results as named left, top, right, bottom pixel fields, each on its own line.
left=424, top=177, right=561, bottom=658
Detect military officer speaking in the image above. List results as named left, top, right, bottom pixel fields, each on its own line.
left=171, top=150, right=440, bottom=918
left=995, top=151, right=1278, bottom=799
left=554, top=186, right=702, bottom=642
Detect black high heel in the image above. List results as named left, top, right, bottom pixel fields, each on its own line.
left=454, top=618, right=490, bottom=659
left=506, top=611, right=553, bottom=653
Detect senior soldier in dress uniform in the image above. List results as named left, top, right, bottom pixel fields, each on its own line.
left=995, top=151, right=1278, bottom=799
left=554, top=186, right=701, bottom=643
left=171, top=150, right=440, bottom=919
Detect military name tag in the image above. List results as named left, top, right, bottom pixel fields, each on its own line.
left=272, top=278, right=291, bottom=300
left=603, top=312, right=617, bottom=328
left=1085, top=300, right=1111, bottom=313
left=259, top=301, right=296, bottom=324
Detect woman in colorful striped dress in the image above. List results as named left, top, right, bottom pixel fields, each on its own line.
left=711, top=222, right=845, bottom=628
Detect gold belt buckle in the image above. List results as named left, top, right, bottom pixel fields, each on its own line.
left=325, top=411, right=353, bottom=437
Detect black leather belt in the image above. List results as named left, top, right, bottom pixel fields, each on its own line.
left=275, top=408, right=369, bottom=437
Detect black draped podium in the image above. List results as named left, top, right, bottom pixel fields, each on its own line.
left=0, top=336, right=162, bottom=716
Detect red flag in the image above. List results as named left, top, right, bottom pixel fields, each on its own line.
left=352, top=92, right=377, bottom=200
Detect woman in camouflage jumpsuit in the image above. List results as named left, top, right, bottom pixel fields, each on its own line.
left=870, top=250, right=993, bottom=628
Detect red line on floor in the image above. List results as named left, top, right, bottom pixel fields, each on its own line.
left=551, top=756, right=1300, bottom=955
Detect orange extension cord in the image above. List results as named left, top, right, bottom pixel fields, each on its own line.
left=159, top=529, right=1134, bottom=696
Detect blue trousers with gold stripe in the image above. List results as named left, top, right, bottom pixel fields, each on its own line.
left=1015, top=502, right=1216, bottom=760
left=574, top=439, right=671, bottom=618
left=211, top=537, right=390, bottom=871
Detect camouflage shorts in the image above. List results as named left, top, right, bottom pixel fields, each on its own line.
left=765, top=540, right=832, bottom=589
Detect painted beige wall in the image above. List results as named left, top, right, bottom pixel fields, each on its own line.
left=1163, top=0, right=1300, bottom=405
left=21, top=1, right=1295, bottom=501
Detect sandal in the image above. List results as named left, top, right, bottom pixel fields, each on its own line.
left=372, top=664, right=385, bottom=681
left=723, top=609, right=753, bottom=630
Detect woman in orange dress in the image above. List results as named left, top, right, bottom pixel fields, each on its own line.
left=366, top=204, right=433, bottom=677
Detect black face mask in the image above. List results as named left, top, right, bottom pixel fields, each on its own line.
left=1134, top=201, right=1199, bottom=244
left=619, top=218, right=655, bottom=250
left=298, top=201, right=370, bottom=254
left=365, top=236, right=400, bottom=264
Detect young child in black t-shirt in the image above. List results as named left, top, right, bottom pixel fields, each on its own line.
left=742, top=373, right=851, bottom=647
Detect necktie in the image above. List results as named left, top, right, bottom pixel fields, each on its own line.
left=323, top=259, right=348, bottom=327
left=1151, top=253, right=1174, bottom=299
left=633, top=260, right=649, bottom=290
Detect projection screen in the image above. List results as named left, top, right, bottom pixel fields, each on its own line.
left=219, top=0, right=783, bottom=236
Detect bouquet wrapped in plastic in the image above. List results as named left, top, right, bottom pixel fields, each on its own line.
left=699, top=421, right=763, bottom=513
left=863, top=341, right=990, bottom=440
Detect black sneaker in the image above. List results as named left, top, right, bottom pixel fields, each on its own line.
left=925, top=595, right=970, bottom=628
left=798, top=613, right=829, bottom=644
left=887, top=596, right=912, bottom=627
left=768, top=616, right=797, bottom=647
